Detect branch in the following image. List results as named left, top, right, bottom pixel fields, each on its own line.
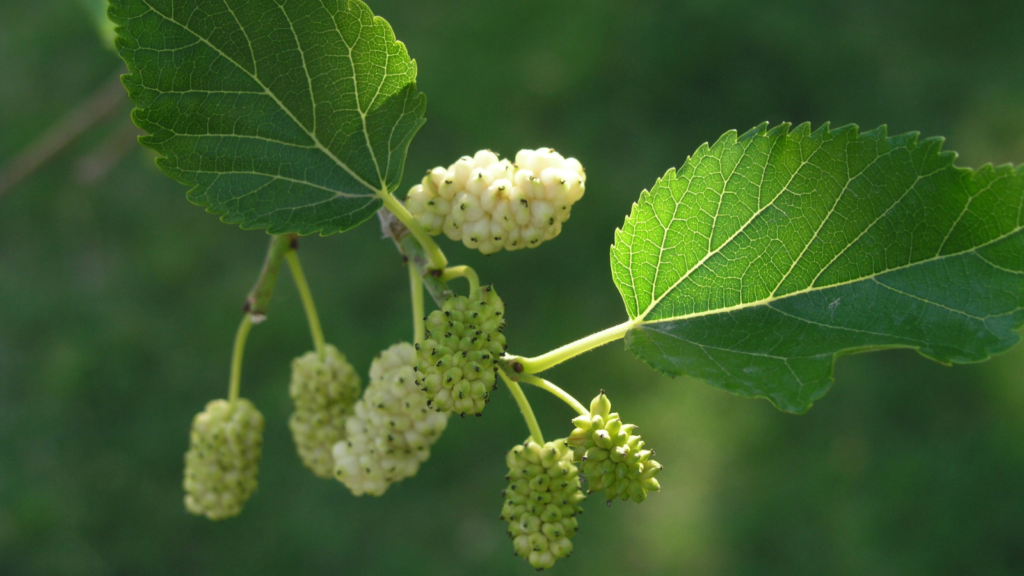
left=0, top=70, right=127, bottom=198
left=378, top=208, right=453, bottom=307
left=244, top=234, right=295, bottom=322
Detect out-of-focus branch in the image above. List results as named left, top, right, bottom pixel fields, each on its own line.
left=0, top=70, right=127, bottom=198
left=75, top=117, right=144, bottom=185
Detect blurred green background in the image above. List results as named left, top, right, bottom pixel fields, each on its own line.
left=2, top=0, right=1023, bottom=574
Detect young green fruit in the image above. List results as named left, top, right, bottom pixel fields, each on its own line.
left=405, top=148, right=586, bottom=254
left=288, top=344, right=362, bottom=479
left=415, top=285, right=506, bottom=416
left=332, top=342, right=449, bottom=496
left=566, top=391, right=663, bottom=504
left=501, top=438, right=585, bottom=570
left=183, top=398, right=265, bottom=521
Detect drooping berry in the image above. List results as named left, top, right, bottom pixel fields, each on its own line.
left=415, top=285, right=506, bottom=416
left=566, top=391, right=663, bottom=504
left=405, top=148, right=586, bottom=254
left=183, top=398, right=265, bottom=520
left=288, top=344, right=362, bottom=479
left=501, top=439, right=585, bottom=570
left=332, top=343, right=449, bottom=496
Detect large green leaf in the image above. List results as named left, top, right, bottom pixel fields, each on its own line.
left=612, top=123, right=1024, bottom=413
left=109, top=0, right=425, bottom=234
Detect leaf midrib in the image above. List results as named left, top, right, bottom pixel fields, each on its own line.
left=636, top=223, right=1020, bottom=327
left=630, top=133, right=1021, bottom=327
left=138, top=0, right=385, bottom=198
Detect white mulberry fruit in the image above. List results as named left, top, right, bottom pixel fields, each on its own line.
left=332, top=343, right=449, bottom=496
left=566, top=391, right=662, bottom=504
left=405, top=148, right=586, bottom=254
left=502, top=439, right=585, bottom=570
left=415, top=285, right=506, bottom=416
left=288, top=344, right=362, bottom=479
left=183, top=398, right=265, bottom=520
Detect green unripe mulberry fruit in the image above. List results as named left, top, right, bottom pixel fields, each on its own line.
left=332, top=342, right=449, bottom=496
left=501, top=439, right=585, bottom=570
left=288, top=344, right=362, bottom=479
left=566, top=391, right=663, bottom=504
left=415, top=285, right=506, bottom=416
left=183, top=398, right=265, bottom=520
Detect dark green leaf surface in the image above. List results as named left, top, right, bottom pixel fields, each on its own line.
left=110, top=0, right=426, bottom=234
left=612, top=123, right=1024, bottom=412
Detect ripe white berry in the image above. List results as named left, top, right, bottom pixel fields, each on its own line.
left=332, top=343, right=449, bottom=496
left=288, top=345, right=362, bottom=479
left=405, top=148, right=586, bottom=254
left=183, top=398, right=265, bottom=520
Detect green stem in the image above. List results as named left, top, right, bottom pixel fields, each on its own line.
left=440, top=265, right=480, bottom=299
left=410, top=262, right=425, bottom=345
left=379, top=191, right=448, bottom=271
left=245, top=234, right=293, bottom=321
left=228, top=313, right=254, bottom=405
left=285, top=250, right=326, bottom=361
left=510, top=319, right=636, bottom=374
left=499, top=369, right=544, bottom=445
left=519, top=374, right=588, bottom=415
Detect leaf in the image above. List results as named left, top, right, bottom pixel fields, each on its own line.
left=109, top=0, right=426, bottom=235
left=612, top=123, right=1024, bottom=413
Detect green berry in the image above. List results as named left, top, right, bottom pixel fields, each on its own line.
left=415, top=285, right=506, bottom=416
left=288, top=344, right=362, bottom=479
left=501, top=439, right=585, bottom=570
left=332, top=343, right=449, bottom=496
left=183, top=398, right=265, bottom=520
left=566, top=391, right=663, bottom=504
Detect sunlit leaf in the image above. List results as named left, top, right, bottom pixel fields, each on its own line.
left=612, top=123, right=1024, bottom=412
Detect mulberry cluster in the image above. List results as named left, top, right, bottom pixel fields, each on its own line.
left=567, top=391, right=662, bottom=504
left=183, top=398, right=265, bottom=520
left=415, top=286, right=506, bottom=416
left=332, top=343, right=449, bottom=496
left=288, top=345, right=362, bottom=479
left=501, top=439, right=585, bottom=570
left=405, top=148, right=586, bottom=254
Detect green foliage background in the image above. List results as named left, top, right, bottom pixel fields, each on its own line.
left=2, top=0, right=1023, bottom=574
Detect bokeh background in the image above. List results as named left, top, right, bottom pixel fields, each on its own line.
left=2, top=0, right=1024, bottom=574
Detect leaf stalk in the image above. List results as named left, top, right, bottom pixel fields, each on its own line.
left=378, top=191, right=448, bottom=271
left=510, top=319, right=636, bottom=374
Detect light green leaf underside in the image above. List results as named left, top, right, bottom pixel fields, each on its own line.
left=110, top=0, right=426, bottom=234
left=612, top=123, right=1024, bottom=412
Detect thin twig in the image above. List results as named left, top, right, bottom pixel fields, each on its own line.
left=0, top=70, right=127, bottom=198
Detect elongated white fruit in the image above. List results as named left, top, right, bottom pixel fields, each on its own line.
left=406, top=148, right=585, bottom=254
left=332, top=343, right=449, bottom=496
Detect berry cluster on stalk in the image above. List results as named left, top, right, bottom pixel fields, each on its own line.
left=183, top=398, right=265, bottom=521
left=415, top=286, right=507, bottom=416
left=288, top=344, right=362, bottom=478
left=405, top=148, right=585, bottom=254
left=501, top=439, right=585, bottom=570
left=567, top=391, right=663, bottom=504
